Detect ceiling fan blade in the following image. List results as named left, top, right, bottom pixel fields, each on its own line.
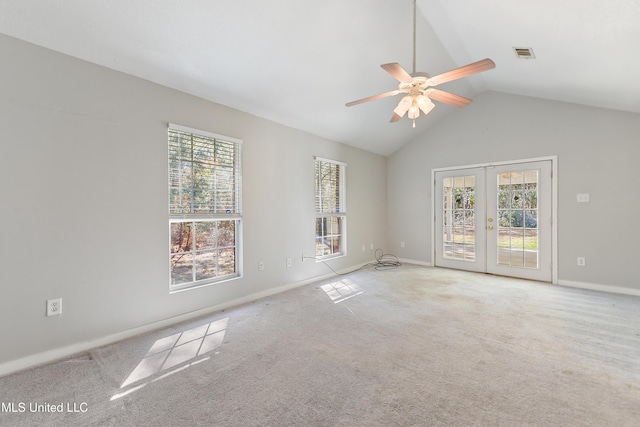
left=381, top=63, right=413, bottom=83
left=390, top=112, right=403, bottom=123
left=345, top=90, right=401, bottom=107
left=426, top=88, right=472, bottom=108
left=427, top=58, right=495, bottom=87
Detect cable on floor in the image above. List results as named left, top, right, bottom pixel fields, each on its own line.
left=303, top=248, right=401, bottom=276
left=372, top=248, right=402, bottom=270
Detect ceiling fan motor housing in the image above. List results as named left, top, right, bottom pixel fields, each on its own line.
left=399, top=75, right=430, bottom=95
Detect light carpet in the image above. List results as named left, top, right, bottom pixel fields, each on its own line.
left=1, top=265, right=639, bottom=426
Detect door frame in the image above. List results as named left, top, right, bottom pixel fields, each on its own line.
left=431, top=156, right=558, bottom=284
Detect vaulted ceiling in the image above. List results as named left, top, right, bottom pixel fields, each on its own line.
left=1, top=0, right=638, bottom=156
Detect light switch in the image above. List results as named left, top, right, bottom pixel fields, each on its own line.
left=577, top=193, right=590, bottom=203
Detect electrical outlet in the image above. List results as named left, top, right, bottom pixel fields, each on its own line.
left=286, top=258, right=292, bottom=267
left=258, top=261, right=264, bottom=271
left=400, top=241, right=405, bottom=248
left=577, top=257, right=586, bottom=266
left=47, top=298, right=62, bottom=316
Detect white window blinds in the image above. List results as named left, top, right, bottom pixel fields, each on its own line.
left=169, top=125, right=242, bottom=218
left=315, top=158, right=346, bottom=214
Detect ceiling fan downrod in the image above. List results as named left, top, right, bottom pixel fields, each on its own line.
left=344, top=0, right=496, bottom=127
left=412, top=0, right=417, bottom=75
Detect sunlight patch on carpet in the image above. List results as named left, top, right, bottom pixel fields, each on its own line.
left=111, top=317, right=228, bottom=400
left=321, top=279, right=364, bottom=303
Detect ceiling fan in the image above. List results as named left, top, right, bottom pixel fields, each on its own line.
left=345, top=0, right=495, bottom=127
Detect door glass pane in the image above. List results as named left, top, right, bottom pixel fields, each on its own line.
left=524, top=229, right=538, bottom=268
left=443, top=226, right=454, bottom=258
left=495, top=169, right=539, bottom=268
left=443, top=175, right=476, bottom=261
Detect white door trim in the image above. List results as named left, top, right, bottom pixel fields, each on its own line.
left=431, top=156, right=558, bottom=284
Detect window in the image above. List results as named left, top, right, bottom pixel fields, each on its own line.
left=314, top=157, right=346, bottom=259
left=168, top=124, right=242, bottom=290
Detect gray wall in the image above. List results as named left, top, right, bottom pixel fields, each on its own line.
left=388, top=90, right=640, bottom=292
left=0, top=34, right=387, bottom=366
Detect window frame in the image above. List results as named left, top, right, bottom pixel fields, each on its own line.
left=168, top=123, right=242, bottom=292
left=314, top=157, right=347, bottom=260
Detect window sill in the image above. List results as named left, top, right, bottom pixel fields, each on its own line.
left=315, top=253, right=346, bottom=263
left=169, top=274, right=241, bottom=294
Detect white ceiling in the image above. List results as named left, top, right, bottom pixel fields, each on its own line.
left=1, top=0, right=639, bottom=156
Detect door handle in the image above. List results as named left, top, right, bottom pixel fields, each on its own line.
left=487, top=225, right=494, bottom=230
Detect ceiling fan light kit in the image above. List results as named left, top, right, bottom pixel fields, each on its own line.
left=346, top=0, right=495, bottom=127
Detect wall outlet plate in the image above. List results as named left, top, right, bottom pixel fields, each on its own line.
left=47, top=298, right=62, bottom=316
left=577, top=193, right=590, bottom=203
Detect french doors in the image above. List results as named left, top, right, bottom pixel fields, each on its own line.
left=434, top=160, right=553, bottom=282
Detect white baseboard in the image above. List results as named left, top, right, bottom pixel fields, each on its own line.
left=398, top=258, right=433, bottom=267
left=0, top=265, right=367, bottom=378
left=558, top=280, right=640, bottom=297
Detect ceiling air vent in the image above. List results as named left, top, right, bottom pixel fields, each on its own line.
left=513, top=47, right=535, bottom=59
